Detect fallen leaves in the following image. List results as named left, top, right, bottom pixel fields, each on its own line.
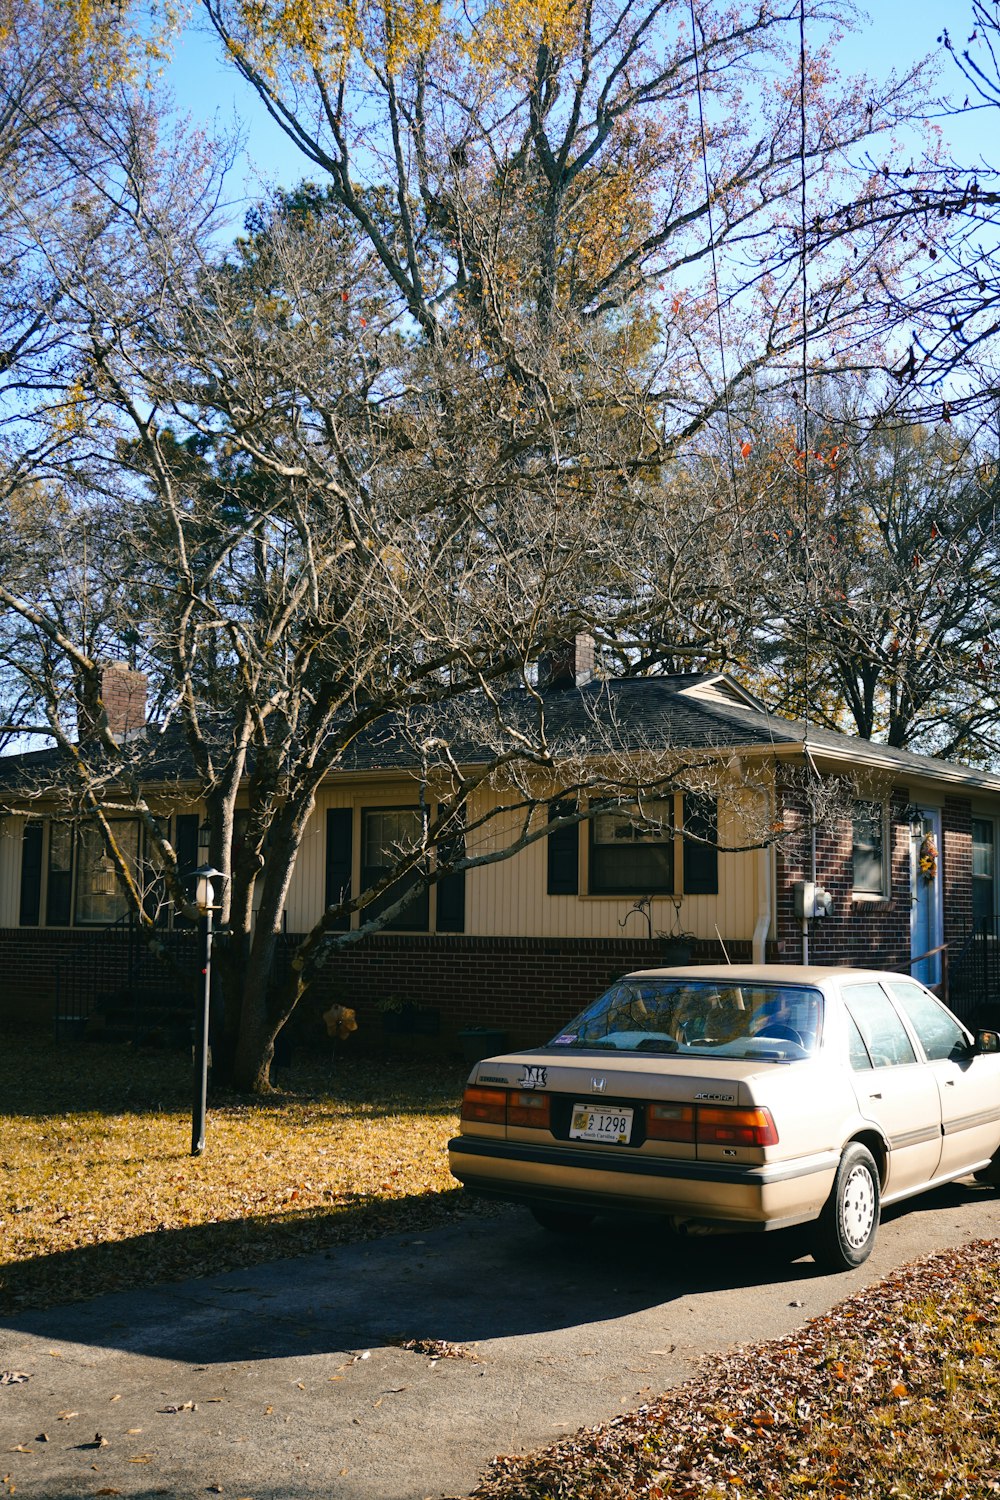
left=393, top=1337, right=478, bottom=1361
left=0, top=1373, right=29, bottom=1385
left=470, top=1240, right=1000, bottom=1500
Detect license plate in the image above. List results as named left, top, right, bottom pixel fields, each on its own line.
left=569, top=1104, right=633, bottom=1144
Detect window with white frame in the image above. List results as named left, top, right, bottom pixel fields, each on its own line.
left=973, top=818, right=995, bottom=931
left=852, top=801, right=887, bottom=896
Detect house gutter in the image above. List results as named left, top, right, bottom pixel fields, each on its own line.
left=752, top=789, right=772, bottom=964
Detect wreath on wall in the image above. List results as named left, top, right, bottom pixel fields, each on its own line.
left=918, top=832, right=938, bottom=884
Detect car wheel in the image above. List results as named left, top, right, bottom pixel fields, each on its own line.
left=974, top=1159, right=1000, bottom=1189
left=529, top=1204, right=595, bottom=1235
left=812, top=1143, right=880, bottom=1271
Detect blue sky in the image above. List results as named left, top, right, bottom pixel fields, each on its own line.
left=164, top=0, right=988, bottom=222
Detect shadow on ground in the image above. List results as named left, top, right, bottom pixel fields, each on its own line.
left=6, top=1176, right=970, bottom=1366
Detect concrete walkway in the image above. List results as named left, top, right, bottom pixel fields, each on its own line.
left=2, top=1183, right=999, bottom=1500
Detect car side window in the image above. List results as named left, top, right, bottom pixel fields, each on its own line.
left=842, top=983, right=918, bottom=1068
left=846, top=1011, right=874, bottom=1070
left=884, top=980, right=968, bottom=1062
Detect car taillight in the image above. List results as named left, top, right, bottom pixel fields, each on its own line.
left=460, top=1087, right=552, bottom=1129
left=697, top=1106, right=778, bottom=1148
left=461, top=1086, right=507, bottom=1126
left=647, top=1103, right=696, bottom=1142
left=507, top=1091, right=551, bottom=1129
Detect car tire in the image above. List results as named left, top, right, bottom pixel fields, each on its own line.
left=974, top=1158, right=1000, bottom=1189
left=811, top=1143, right=880, bottom=1271
left=529, top=1204, right=595, bottom=1235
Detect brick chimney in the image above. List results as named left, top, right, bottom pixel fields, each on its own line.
left=96, top=661, right=147, bottom=740
left=538, top=633, right=595, bottom=690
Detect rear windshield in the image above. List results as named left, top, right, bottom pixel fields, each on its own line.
left=549, top=980, right=823, bottom=1061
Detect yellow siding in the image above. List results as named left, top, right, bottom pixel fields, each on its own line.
left=281, top=786, right=355, bottom=936
left=465, top=788, right=761, bottom=940
left=0, top=816, right=23, bottom=928
left=285, top=780, right=767, bottom=942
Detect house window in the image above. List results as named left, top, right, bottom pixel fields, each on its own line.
left=973, top=818, right=995, bottom=931
left=74, top=821, right=139, bottom=925
left=589, top=799, right=674, bottom=895
left=852, top=802, right=886, bottom=896
left=46, top=822, right=73, bottom=926
left=360, top=807, right=429, bottom=931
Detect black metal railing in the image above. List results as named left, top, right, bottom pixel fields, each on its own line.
left=949, top=917, right=1000, bottom=1028
left=53, top=919, right=199, bottom=1044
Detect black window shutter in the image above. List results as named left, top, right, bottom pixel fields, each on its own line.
left=172, top=814, right=201, bottom=928
left=547, top=800, right=579, bottom=895
left=683, top=794, right=718, bottom=895
left=19, top=822, right=42, bottom=927
left=325, top=808, right=353, bottom=931
left=436, top=810, right=466, bottom=933
left=175, top=814, right=200, bottom=877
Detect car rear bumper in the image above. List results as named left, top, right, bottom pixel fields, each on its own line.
left=448, top=1135, right=838, bottom=1231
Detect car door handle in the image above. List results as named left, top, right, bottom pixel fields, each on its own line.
left=945, top=1079, right=956, bottom=1086
left=869, top=1092, right=883, bottom=1100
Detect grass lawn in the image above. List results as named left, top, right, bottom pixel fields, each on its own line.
left=0, top=1034, right=478, bottom=1312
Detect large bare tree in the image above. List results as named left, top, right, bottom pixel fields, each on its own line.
left=0, top=0, right=951, bottom=1090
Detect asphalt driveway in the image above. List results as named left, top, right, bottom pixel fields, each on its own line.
left=2, top=1182, right=1000, bottom=1500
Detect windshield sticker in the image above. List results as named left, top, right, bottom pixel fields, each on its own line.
left=518, top=1065, right=548, bottom=1089
left=553, top=1034, right=577, bottom=1045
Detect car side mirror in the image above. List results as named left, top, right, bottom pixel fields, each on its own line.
left=975, top=1028, right=1000, bottom=1055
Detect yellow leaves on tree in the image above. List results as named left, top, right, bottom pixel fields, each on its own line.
left=470, top=0, right=579, bottom=79
left=230, top=0, right=444, bottom=78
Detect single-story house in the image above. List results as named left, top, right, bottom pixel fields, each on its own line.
left=2, top=650, right=1000, bottom=1047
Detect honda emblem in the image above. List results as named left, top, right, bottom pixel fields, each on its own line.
left=591, top=1076, right=607, bottom=1093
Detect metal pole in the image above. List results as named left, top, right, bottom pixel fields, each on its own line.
left=191, top=902, right=213, bottom=1157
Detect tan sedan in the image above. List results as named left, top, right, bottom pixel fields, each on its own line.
left=448, top=965, right=1000, bottom=1270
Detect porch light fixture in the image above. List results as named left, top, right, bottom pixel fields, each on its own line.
left=905, top=804, right=925, bottom=834
left=194, top=863, right=225, bottom=916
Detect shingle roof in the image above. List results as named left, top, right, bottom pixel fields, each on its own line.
left=3, top=675, right=1000, bottom=797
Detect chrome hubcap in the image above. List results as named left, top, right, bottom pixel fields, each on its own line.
left=841, top=1163, right=876, bottom=1249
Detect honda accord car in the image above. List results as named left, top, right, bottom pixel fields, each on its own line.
left=448, top=965, right=1000, bottom=1270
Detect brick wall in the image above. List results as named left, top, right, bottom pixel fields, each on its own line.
left=943, top=797, right=973, bottom=950
left=775, top=783, right=910, bottom=967
left=1, top=927, right=757, bottom=1050
left=0, top=926, right=148, bottom=1027
left=302, top=933, right=759, bottom=1049
left=774, top=782, right=973, bottom=973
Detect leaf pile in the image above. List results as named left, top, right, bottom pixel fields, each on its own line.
left=471, top=1239, right=1000, bottom=1500
left=0, top=1037, right=485, bottom=1312
left=392, top=1336, right=479, bottom=1360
